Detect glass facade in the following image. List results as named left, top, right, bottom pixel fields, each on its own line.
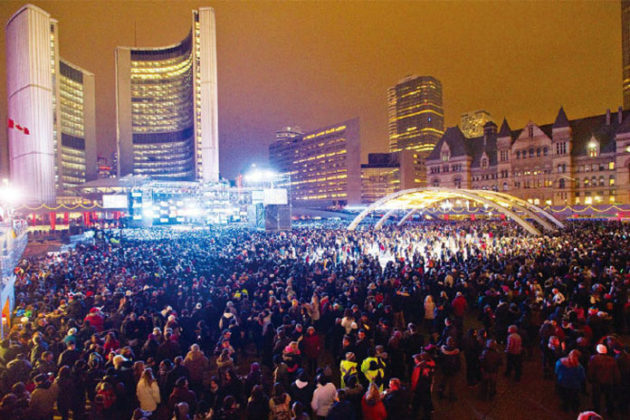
left=129, top=34, right=195, bottom=180
left=388, top=75, right=444, bottom=154
left=58, top=61, right=88, bottom=190
left=388, top=76, right=444, bottom=186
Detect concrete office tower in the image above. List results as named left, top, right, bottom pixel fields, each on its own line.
left=116, top=7, right=219, bottom=182
left=6, top=5, right=56, bottom=204
left=6, top=4, right=96, bottom=203
left=388, top=75, right=444, bottom=186
left=269, top=119, right=361, bottom=206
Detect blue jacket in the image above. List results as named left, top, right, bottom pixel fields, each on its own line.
left=555, top=359, right=585, bottom=390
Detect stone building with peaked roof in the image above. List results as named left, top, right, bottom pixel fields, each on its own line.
left=426, top=107, right=630, bottom=206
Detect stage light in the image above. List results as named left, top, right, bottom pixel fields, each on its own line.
left=244, top=168, right=278, bottom=183
left=0, top=184, right=21, bottom=204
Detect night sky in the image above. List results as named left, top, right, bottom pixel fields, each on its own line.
left=0, top=1, right=623, bottom=180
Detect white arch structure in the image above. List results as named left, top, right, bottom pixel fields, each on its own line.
left=348, top=187, right=564, bottom=236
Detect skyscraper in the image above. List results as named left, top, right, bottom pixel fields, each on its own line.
left=269, top=119, right=361, bottom=206
left=388, top=75, right=444, bottom=185
left=623, top=1, right=630, bottom=109
left=6, top=4, right=96, bottom=204
left=116, top=7, right=219, bottom=182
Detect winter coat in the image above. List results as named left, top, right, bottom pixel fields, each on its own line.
left=439, top=345, right=461, bottom=376
left=479, top=348, right=502, bottom=374
left=303, top=333, right=322, bottom=360
left=136, top=379, right=161, bottom=412
left=290, top=379, right=314, bottom=410
left=555, top=358, right=585, bottom=390
left=361, top=395, right=387, bottom=420
left=311, top=382, right=337, bottom=417
left=28, top=381, right=59, bottom=420
left=588, top=354, right=621, bottom=385
left=383, top=388, right=407, bottom=419
left=184, top=350, right=209, bottom=384
left=169, top=386, right=197, bottom=414
left=327, top=400, right=356, bottom=420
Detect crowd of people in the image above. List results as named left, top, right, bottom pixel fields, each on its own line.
left=0, top=219, right=628, bottom=420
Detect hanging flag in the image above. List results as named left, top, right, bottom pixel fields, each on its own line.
left=63, top=212, right=69, bottom=225
left=49, top=212, right=56, bottom=230
left=8, top=118, right=30, bottom=135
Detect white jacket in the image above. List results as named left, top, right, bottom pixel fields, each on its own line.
left=311, top=382, right=336, bottom=416
left=136, top=379, right=161, bottom=412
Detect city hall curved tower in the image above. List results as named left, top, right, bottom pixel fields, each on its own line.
left=116, top=7, right=219, bottom=182
left=6, top=4, right=96, bottom=204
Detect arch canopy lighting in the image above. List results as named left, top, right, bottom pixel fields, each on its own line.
left=347, top=187, right=564, bottom=236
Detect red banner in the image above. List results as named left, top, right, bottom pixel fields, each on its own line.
left=31, top=213, right=36, bottom=225
left=470, top=214, right=476, bottom=221
left=444, top=214, right=449, bottom=220
left=83, top=211, right=91, bottom=226
left=49, top=212, right=56, bottom=230
left=63, top=212, right=69, bottom=225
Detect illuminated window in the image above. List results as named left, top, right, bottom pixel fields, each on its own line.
left=609, top=161, right=615, bottom=170
left=609, top=176, right=615, bottom=186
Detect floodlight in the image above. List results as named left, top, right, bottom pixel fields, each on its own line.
left=0, top=185, right=21, bottom=204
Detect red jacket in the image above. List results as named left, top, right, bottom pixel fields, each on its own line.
left=303, top=333, right=322, bottom=360
left=361, top=396, right=387, bottom=420
left=451, top=296, right=468, bottom=317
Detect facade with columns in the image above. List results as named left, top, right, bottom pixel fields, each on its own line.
left=426, top=107, right=630, bottom=206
